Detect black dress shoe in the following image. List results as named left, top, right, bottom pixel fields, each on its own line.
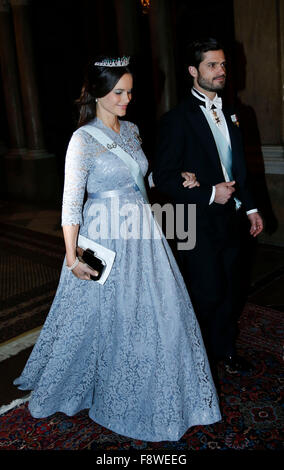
left=223, top=355, right=253, bottom=374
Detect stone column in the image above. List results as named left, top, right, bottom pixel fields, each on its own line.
left=0, top=137, right=8, bottom=199
left=279, top=0, right=284, bottom=144
left=0, top=0, right=26, bottom=197
left=93, top=0, right=119, bottom=56
left=148, top=0, right=177, bottom=118
left=114, top=0, right=142, bottom=56
left=10, top=0, right=45, bottom=155
left=10, top=0, right=59, bottom=202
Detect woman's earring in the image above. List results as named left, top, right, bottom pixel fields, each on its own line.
left=95, top=98, right=98, bottom=103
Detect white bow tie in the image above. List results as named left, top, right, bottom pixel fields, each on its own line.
left=206, top=96, right=222, bottom=111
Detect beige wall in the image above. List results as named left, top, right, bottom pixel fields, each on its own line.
left=234, top=0, right=282, bottom=145
left=234, top=0, right=284, bottom=246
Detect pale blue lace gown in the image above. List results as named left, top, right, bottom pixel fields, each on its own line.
left=14, top=117, right=221, bottom=441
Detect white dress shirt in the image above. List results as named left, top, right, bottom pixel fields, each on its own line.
left=191, top=88, right=257, bottom=215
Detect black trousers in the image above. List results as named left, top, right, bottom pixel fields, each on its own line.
left=178, top=207, right=246, bottom=361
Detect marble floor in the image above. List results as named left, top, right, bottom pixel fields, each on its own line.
left=0, top=200, right=63, bottom=238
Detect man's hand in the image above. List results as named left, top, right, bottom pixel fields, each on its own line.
left=247, top=212, right=263, bottom=237
left=181, top=171, right=200, bottom=188
left=214, top=181, right=235, bottom=204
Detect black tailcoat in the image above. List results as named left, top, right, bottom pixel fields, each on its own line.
left=153, top=94, right=255, bottom=360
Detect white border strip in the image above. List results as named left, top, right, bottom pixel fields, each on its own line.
left=0, top=328, right=41, bottom=362
left=0, top=394, right=30, bottom=416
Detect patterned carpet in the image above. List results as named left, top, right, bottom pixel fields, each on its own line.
left=0, top=303, right=283, bottom=453
left=0, top=223, right=64, bottom=343
left=0, top=222, right=283, bottom=455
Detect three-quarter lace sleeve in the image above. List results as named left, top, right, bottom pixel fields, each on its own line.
left=61, top=130, right=93, bottom=226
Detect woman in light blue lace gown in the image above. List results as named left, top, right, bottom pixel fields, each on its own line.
left=14, top=56, right=221, bottom=441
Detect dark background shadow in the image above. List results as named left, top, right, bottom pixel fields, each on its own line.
left=0, top=0, right=280, bottom=229
left=228, top=41, right=279, bottom=309
left=232, top=41, right=278, bottom=236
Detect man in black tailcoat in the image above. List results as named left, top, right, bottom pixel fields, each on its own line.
left=153, top=38, right=263, bottom=375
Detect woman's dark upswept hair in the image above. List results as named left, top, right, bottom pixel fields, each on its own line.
left=76, top=55, right=132, bottom=128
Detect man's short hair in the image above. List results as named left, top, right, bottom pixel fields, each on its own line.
left=186, top=37, right=224, bottom=68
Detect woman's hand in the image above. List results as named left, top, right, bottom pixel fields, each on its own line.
left=63, top=225, right=99, bottom=280
left=68, top=259, right=99, bottom=280
left=181, top=172, right=200, bottom=188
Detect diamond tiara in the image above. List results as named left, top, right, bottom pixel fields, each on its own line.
left=94, top=56, right=130, bottom=67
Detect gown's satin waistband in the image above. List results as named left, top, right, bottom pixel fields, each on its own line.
left=88, top=184, right=140, bottom=199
